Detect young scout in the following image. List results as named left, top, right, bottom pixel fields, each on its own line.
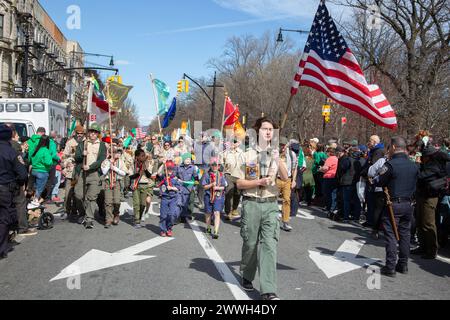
left=158, top=160, right=181, bottom=237
left=101, top=146, right=127, bottom=228
left=129, top=149, right=155, bottom=228
left=232, top=117, right=288, bottom=301
left=175, top=153, right=199, bottom=223
left=202, top=157, right=227, bottom=239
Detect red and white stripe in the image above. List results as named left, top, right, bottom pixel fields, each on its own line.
left=135, top=128, right=147, bottom=139
left=291, top=49, right=397, bottom=129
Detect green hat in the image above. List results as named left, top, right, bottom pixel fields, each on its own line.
left=351, top=139, right=358, bottom=146
left=212, top=131, right=222, bottom=139
left=181, top=153, right=192, bottom=162
left=89, top=123, right=101, bottom=133
left=280, top=136, right=289, bottom=146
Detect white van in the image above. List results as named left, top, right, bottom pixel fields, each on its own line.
left=0, top=98, right=67, bottom=138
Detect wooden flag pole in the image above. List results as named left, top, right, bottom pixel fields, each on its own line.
left=280, top=95, right=295, bottom=132
left=220, top=91, right=228, bottom=137
left=106, top=81, right=116, bottom=189
left=149, top=73, right=163, bottom=134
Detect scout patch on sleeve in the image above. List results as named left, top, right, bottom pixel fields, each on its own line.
left=245, top=162, right=260, bottom=180
left=378, top=165, right=389, bottom=176
left=17, top=155, right=25, bottom=165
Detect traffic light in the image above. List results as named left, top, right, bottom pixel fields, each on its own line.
left=177, top=80, right=189, bottom=93
left=324, top=115, right=331, bottom=123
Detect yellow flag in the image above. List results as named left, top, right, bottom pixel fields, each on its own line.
left=181, top=121, right=188, bottom=135
left=234, top=121, right=246, bottom=140
left=107, top=81, right=133, bottom=111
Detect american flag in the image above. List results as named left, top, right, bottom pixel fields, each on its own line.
left=134, top=128, right=147, bottom=140
left=291, top=1, right=397, bottom=129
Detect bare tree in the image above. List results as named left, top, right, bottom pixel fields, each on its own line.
left=336, top=0, right=450, bottom=136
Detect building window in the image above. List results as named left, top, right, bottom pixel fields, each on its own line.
left=0, top=15, right=4, bottom=38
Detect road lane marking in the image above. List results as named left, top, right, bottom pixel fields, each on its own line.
left=188, top=220, right=250, bottom=300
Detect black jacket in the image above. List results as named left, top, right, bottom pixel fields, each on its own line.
left=417, top=151, right=450, bottom=197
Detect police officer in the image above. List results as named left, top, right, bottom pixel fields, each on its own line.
left=232, top=117, right=288, bottom=300
left=0, top=125, right=27, bottom=259
left=374, top=136, right=419, bottom=277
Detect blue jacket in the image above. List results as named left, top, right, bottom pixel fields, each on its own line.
left=201, top=170, right=227, bottom=198
left=175, top=164, right=199, bottom=193
left=159, top=174, right=182, bottom=199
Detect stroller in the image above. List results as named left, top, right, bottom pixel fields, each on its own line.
left=27, top=201, right=55, bottom=230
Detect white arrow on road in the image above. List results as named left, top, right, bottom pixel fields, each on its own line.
left=309, top=240, right=381, bottom=279
left=50, top=237, right=174, bottom=282
left=297, top=210, right=315, bottom=220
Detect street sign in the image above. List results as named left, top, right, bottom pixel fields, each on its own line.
left=14, top=87, right=33, bottom=93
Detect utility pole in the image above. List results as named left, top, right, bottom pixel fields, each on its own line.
left=17, top=13, right=33, bottom=98
left=67, top=46, right=75, bottom=121
left=207, top=72, right=224, bottom=129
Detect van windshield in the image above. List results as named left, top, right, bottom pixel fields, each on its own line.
left=0, top=122, right=28, bottom=139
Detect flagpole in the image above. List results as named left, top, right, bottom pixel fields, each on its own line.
left=280, top=95, right=295, bottom=133
left=149, top=73, right=163, bottom=134
left=220, top=91, right=228, bottom=137
left=106, top=80, right=117, bottom=189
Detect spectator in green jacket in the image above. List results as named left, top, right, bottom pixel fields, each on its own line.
left=312, top=143, right=328, bottom=203
left=29, top=135, right=53, bottom=208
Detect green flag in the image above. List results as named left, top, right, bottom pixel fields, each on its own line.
left=123, top=136, right=133, bottom=148
left=107, top=81, right=133, bottom=111
left=68, top=119, right=76, bottom=136
left=153, top=79, right=170, bottom=116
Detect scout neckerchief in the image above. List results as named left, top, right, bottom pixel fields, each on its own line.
left=133, top=160, right=144, bottom=190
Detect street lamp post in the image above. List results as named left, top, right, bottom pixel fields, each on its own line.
left=276, top=28, right=309, bottom=43
left=183, top=72, right=224, bottom=129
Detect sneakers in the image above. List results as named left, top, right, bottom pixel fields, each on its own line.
left=242, top=278, right=255, bottom=292
left=206, top=226, right=212, bottom=234
left=166, top=230, right=173, bottom=237
left=261, top=293, right=281, bottom=300
left=160, top=231, right=167, bottom=237
left=19, top=229, right=38, bottom=237
left=281, top=222, right=293, bottom=232
left=134, top=223, right=142, bottom=229
left=52, top=196, right=62, bottom=202
left=77, top=215, right=86, bottom=225
left=104, top=223, right=112, bottom=229
left=27, top=200, right=41, bottom=210
left=212, top=231, right=219, bottom=239
left=84, top=221, right=94, bottom=229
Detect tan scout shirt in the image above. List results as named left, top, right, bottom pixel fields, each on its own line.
left=133, top=159, right=156, bottom=185
left=121, top=151, right=134, bottom=175
left=231, top=146, right=279, bottom=198
left=62, top=138, right=79, bottom=179
left=224, top=148, right=245, bottom=177
left=86, top=139, right=101, bottom=167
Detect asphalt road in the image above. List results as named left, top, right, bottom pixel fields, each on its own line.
left=1, top=194, right=449, bottom=300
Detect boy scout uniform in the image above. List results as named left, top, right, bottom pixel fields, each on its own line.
left=74, top=138, right=107, bottom=224
left=224, top=148, right=244, bottom=218
left=130, top=159, right=155, bottom=224
left=231, top=146, right=280, bottom=295
left=101, top=158, right=127, bottom=225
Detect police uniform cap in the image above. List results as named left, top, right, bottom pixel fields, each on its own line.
left=0, top=124, right=13, bottom=141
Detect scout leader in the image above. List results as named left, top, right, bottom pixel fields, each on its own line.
left=74, top=123, right=107, bottom=229
left=231, top=117, right=288, bottom=301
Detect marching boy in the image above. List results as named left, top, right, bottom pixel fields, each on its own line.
left=101, top=145, right=127, bottom=228
left=129, top=149, right=155, bottom=229
left=158, top=160, right=181, bottom=237
left=202, top=157, right=227, bottom=239
left=175, top=153, right=199, bottom=223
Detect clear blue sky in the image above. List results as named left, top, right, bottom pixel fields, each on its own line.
left=40, top=0, right=349, bottom=126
